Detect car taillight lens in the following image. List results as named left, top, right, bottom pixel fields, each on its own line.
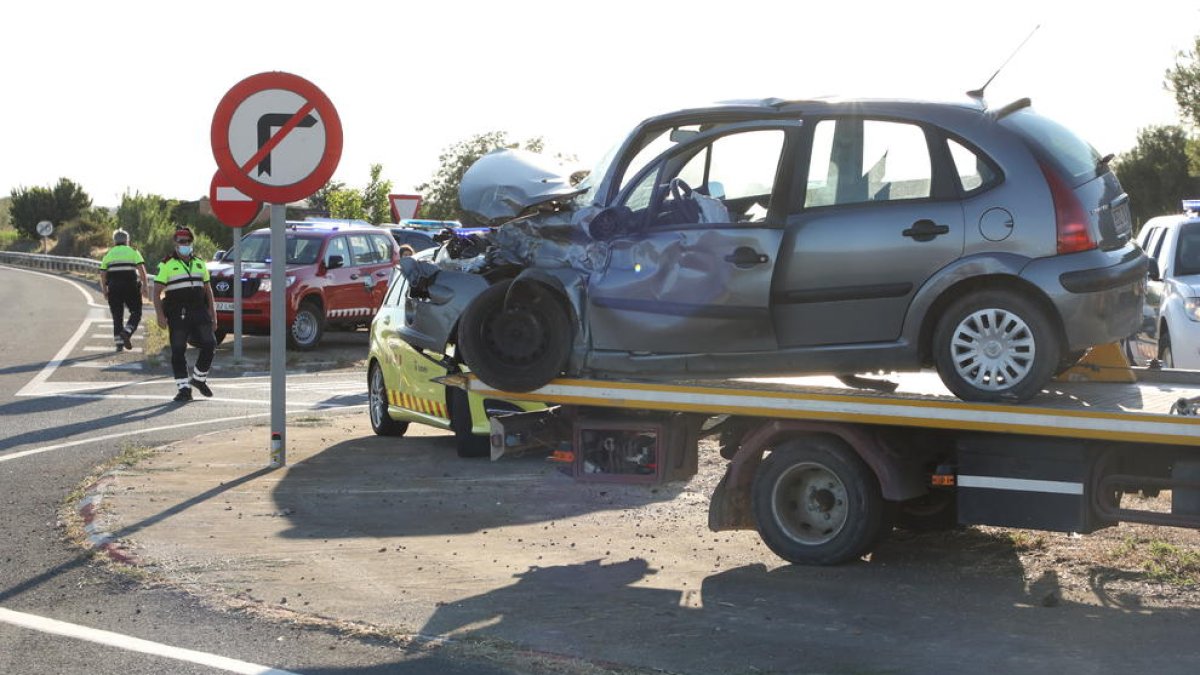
left=1039, top=162, right=1096, bottom=254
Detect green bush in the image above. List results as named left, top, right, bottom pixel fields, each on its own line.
left=0, top=229, right=19, bottom=251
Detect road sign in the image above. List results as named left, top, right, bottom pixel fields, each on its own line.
left=209, top=170, right=263, bottom=228
left=388, top=194, right=422, bottom=223
left=210, top=72, right=342, bottom=204
left=36, top=221, right=53, bottom=237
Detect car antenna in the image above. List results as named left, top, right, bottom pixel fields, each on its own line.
left=967, top=24, right=1040, bottom=109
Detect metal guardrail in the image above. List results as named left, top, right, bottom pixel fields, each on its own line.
left=0, top=251, right=100, bottom=274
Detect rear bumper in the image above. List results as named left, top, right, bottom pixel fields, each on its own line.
left=1021, top=245, right=1147, bottom=351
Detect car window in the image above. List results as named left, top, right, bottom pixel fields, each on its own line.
left=238, top=234, right=323, bottom=264
left=1000, top=109, right=1102, bottom=186
left=1176, top=224, right=1200, bottom=276
left=347, top=234, right=377, bottom=266
left=324, top=236, right=349, bottom=266
left=947, top=138, right=998, bottom=194
left=1144, top=227, right=1165, bottom=260
left=805, top=119, right=932, bottom=208
left=383, top=268, right=407, bottom=307
left=393, top=231, right=436, bottom=251
left=370, top=234, right=394, bottom=262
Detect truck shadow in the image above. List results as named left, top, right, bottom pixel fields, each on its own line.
left=415, top=552, right=1200, bottom=675
left=271, top=434, right=684, bottom=539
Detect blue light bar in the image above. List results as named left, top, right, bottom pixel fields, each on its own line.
left=1183, top=199, right=1200, bottom=214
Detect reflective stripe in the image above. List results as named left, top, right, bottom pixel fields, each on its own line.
left=164, top=280, right=205, bottom=290
left=175, top=379, right=190, bottom=389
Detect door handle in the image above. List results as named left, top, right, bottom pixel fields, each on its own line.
left=376, top=271, right=389, bottom=277
left=902, top=219, right=950, bottom=242
left=724, top=246, right=770, bottom=269
left=349, top=273, right=359, bottom=280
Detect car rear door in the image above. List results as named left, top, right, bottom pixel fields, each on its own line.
left=587, top=123, right=795, bottom=354
left=772, top=117, right=965, bottom=347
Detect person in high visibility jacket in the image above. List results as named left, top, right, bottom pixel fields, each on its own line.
left=152, top=227, right=216, bottom=403
left=98, top=229, right=148, bottom=351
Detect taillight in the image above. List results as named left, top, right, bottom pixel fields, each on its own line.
left=1039, top=162, right=1096, bottom=254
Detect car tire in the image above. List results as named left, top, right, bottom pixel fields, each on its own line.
left=752, top=437, right=887, bottom=565
left=288, top=300, right=324, bottom=350
left=1160, top=332, right=1174, bottom=368
left=458, top=280, right=571, bottom=392
left=368, top=362, right=409, bottom=437
left=214, top=329, right=227, bottom=345
left=932, top=290, right=1060, bottom=403
left=449, top=386, right=490, bottom=458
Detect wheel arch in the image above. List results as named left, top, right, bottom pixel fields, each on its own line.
left=916, top=274, right=1066, bottom=367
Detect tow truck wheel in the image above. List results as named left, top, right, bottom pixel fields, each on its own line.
left=459, top=280, right=571, bottom=392
left=933, top=290, right=1059, bottom=403
left=751, top=437, right=887, bottom=565
left=368, top=362, right=409, bottom=437
left=449, top=386, right=490, bottom=458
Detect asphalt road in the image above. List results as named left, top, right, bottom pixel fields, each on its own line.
left=0, top=264, right=536, bottom=675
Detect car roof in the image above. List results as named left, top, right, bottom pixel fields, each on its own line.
left=638, top=96, right=987, bottom=128
left=243, top=221, right=386, bottom=236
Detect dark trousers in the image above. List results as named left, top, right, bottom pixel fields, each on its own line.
left=168, top=307, right=215, bottom=382
left=108, top=285, right=142, bottom=337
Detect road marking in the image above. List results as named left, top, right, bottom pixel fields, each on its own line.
left=0, top=264, right=108, bottom=308
left=15, top=317, right=103, bottom=398
left=83, top=346, right=143, bottom=353
left=0, top=405, right=366, bottom=464
left=0, top=607, right=299, bottom=675
left=91, top=334, right=143, bottom=340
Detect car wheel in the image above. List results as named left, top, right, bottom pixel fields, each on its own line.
left=288, top=301, right=324, bottom=350
left=368, top=362, right=409, bottom=437
left=1160, top=332, right=1174, bottom=368
left=751, top=437, right=887, bottom=565
left=458, top=280, right=571, bottom=392
left=932, top=290, right=1060, bottom=403
left=214, top=329, right=227, bottom=345
left=449, top=386, right=490, bottom=458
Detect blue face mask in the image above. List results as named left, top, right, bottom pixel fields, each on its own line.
left=177, top=244, right=193, bottom=257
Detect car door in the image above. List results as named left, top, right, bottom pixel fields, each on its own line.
left=322, top=236, right=357, bottom=319
left=1130, top=224, right=1168, bottom=364
left=340, top=233, right=382, bottom=319
left=772, top=117, right=966, bottom=347
left=587, top=123, right=795, bottom=354
left=363, top=233, right=397, bottom=312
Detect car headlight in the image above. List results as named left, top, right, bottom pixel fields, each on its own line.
left=1185, top=297, right=1200, bottom=322
left=259, top=275, right=296, bottom=293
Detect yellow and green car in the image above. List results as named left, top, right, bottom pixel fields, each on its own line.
left=367, top=263, right=541, bottom=457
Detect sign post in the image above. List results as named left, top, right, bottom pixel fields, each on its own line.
left=211, top=72, right=342, bottom=468
left=209, top=170, right=264, bottom=362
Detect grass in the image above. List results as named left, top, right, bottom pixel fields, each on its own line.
left=1108, top=536, right=1200, bottom=587
left=143, top=315, right=169, bottom=363
left=1007, top=531, right=1048, bottom=552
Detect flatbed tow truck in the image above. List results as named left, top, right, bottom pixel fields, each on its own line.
left=454, top=348, right=1200, bottom=565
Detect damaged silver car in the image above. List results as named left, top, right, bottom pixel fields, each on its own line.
left=396, top=97, right=1147, bottom=403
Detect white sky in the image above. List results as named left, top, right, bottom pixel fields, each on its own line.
left=3, top=0, right=1198, bottom=208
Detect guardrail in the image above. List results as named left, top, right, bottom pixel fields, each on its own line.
left=0, top=251, right=100, bottom=274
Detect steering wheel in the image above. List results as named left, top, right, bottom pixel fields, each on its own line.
left=667, top=177, right=701, bottom=224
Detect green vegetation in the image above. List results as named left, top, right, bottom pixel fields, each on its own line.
left=1109, top=536, right=1200, bottom=587
left=417, top=132, right=547, bottom=221
left=313, top=163, right=394, bottom=223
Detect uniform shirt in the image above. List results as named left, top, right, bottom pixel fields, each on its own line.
left=154, top=255, right=210, bottom=311
left=99, top=245, right=145, bottom=287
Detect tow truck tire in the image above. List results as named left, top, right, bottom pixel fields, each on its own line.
left=933, top=290, right=1059, bottom=403
left=368, top=362, right=409, bottom=437
left=288, top=300, right=325, bottom=350
left=458, top=280, right=571, bottom=393
left=449, top=386, right=490, bottom=458
left=751, top=437, right=887, bottom=565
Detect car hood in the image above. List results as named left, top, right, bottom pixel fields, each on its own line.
left=458, top=149, right=584, bottom=224
left=1176, top=273, right=1200, bottom=296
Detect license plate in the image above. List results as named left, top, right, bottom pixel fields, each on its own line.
left=215, top=302, right=235, bottom=312
left=1111, top=202, right=1132, bottom=236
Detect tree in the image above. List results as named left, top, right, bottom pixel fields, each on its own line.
left=1114, top=125, right=1197, bottom=228
left=362, top=163, right=393, bottom=224
left=1167, top=36, right=1200, bottom=129
left=416, top=131, right=546, bottom=221
left=8, top=178, right=92, bottom=239
left=307, top=179, right=346, bottom=216
left=327, top=189, right=366, bottom=220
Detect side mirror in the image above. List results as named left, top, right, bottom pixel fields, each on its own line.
left=1147, top=258, right=1161, bottom=281
left=585, top=205, right=635, bottom=241
left=327, top=255, right=344, bottom=270
left=213, top=250, right=226, bottom=262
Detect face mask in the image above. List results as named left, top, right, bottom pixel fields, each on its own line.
left=177, top=244, right=193, bottom=256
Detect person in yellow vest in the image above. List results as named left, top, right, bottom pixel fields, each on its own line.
left=152, top=227, right=216, bottom=403
left=98, top=229, right=148, bottom=352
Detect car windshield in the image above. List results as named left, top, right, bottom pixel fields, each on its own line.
left=238, top=234, right=323, bottom=264
left=1176, top=222, right=1200, bottom=276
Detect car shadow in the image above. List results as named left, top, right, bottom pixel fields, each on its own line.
left=270, top=434, right=684, bottom=539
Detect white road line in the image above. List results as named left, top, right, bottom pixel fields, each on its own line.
left=0, top=607, right=299, bottom=675
left=14, top=317, right=103, bottom=398
left=0, top=405, right=366, bottom=464
left=90, top=334, right=143, bottom=340
left=83, top=346, right=143, bottom=353
left=0, top=264, right=108, bottom=309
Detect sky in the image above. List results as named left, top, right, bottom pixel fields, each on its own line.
left=3, top=1, right=1198, bottom=209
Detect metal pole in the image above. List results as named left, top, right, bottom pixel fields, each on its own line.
left=233, top=226, right=243, bottom=361
left=269, top=203, right=286, bottom=467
